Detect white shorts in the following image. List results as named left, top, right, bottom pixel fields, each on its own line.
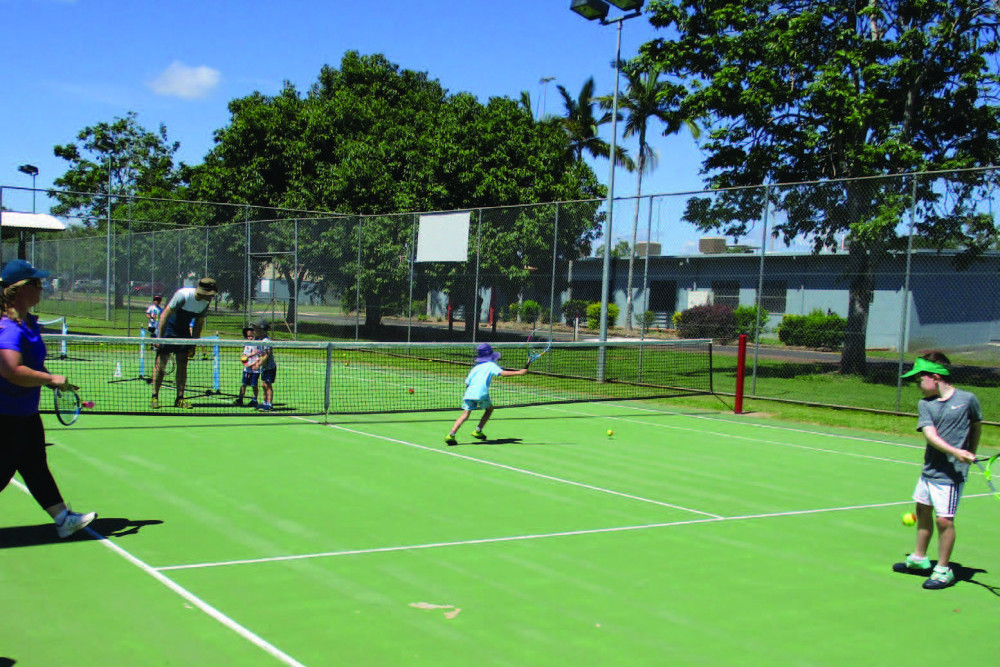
left=462, top=398, right=492, bottom=411
left=912, top=477, right=963, bottom=518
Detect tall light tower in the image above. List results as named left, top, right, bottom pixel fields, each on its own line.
left=538, top=76, right=556, bottom=120
left=17, top=164, right=38, bottom=213
left=570, top=0, right=643, bottom=380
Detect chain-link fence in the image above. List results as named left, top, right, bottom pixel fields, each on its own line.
left=3, top=169, right=999, bottom=417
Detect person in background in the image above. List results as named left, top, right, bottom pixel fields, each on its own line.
left=150, top=277, right=218, bottom=409
left=145, top=294, right=163, bottom=337
left=0, top=259, right=96, bottom=538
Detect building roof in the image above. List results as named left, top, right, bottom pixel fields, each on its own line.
left=0, top=211, right=67, bottom=231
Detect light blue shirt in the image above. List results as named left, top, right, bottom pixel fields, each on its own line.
left=462, top=361, right=502, bottom=401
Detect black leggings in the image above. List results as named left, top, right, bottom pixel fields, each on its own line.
left=0, top=413, right=63, bottom=510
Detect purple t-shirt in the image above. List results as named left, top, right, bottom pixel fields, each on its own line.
left=0, top=313, right=47, bottom=416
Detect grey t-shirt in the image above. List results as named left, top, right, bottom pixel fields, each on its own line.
left=918, top=388, right=982, bottom=484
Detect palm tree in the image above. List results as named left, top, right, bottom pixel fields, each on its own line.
left=600, top=64, right=698, bottom=330
left=557, top=77, right=634, bottom=170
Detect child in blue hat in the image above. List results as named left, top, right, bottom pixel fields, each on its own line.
left=445, top=343, right=528, bottom=445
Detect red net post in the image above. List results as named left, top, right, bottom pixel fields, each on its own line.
left=734, top=334, right=747, bottom=414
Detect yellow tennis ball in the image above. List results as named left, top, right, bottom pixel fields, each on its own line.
left=902, top=512, right=916, bottom=526
left=606, top=429, right=614, bottom=437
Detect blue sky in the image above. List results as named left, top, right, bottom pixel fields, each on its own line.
left=2, top=0, right=716, bottom=253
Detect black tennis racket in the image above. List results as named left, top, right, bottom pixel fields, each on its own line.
left=974, top=454, right=1000, bottom=500
left=526, top=330, right=552, bottom=367
left=53, top=387, right=93, bottom=426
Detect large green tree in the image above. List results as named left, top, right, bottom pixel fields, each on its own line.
left=644, top=0, right=1000, bottom=373
left=191, top=52, right=604, bottom=332
left=52, top=112, right=183, bottom=225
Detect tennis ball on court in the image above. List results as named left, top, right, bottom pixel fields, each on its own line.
left=606, top=429, right=614, bottom=437
left=902, top=512, right=917, bottom=526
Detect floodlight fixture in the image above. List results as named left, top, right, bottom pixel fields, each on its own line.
left=570, top=0, right=610, bottom=22
left=606, top=0, right=643, bottom=11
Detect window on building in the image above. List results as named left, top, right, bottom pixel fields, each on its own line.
left=712, top=280, right=740, bottom=309
left=758, top=280, right=787, bottom=313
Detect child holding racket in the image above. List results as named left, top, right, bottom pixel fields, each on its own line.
left=0, top=259, right=97, bottom=538
left=445, top=343, right=527, bottom=445
left=234, top=325, right=261, bottom=407
left=894, top=351, right=981, bottom=590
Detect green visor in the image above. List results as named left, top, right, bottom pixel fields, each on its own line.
left=901, top=357, right=950, bottom=378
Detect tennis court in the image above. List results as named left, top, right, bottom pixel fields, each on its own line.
left=3, top=397, right=998, bottom=665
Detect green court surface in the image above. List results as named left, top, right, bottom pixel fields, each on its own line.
left=3, top=403, right=998, bottom=665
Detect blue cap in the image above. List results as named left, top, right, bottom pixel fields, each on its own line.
left=1, top=259, right=49, bottom=284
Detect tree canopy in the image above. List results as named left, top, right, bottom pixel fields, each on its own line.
left=644, top=0, right=1000, bottom=373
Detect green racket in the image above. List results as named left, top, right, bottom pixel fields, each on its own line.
left=973, top=454, right=1000, bottom=499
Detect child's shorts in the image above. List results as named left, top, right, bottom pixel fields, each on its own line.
left=242, top=369, right=260, bottom=387
left=913, top=477, right=964, bottom=518
left=261, top=368, right=276, bottom=384
left=462, top=398, right=492, bottom=411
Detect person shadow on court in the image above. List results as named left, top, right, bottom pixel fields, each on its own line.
left=0, top=517, right=163, bottom=548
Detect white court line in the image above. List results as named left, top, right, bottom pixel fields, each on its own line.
left=11, top=478, right=306, bottom=667
left=295, top=416, right=722, bottom=518
left=157, top=496, right=925, bottom=572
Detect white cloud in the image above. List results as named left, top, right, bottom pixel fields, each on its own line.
left=148, top=61, right=221, bottom=99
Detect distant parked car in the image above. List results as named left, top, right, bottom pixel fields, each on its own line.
left=71, top=279, right=103, bottom=292
left=131, top=281, right=166, bottom=296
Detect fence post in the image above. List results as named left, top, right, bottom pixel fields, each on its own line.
left=735, top=334, right=747, bottom=414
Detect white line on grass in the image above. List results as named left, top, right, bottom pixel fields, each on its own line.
left=294, top=416, right=722, bottom=519
left=12, top=478, right=307, bottom=667
left=156, top=496, right=926, bottom=572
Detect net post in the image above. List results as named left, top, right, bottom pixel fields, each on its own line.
left=324, top=342, right=333, bottom=422
left=139, top=327, right=147, bottom=377
left=734, top=334, right=747, bottom=414
left=60, top=318, right=67, bottom=358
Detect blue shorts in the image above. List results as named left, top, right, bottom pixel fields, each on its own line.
left=260, top=368, right=276, bottom=384
left=462, top=398, right=492, bottom=411
left=242, top=369, right=260, bottom=387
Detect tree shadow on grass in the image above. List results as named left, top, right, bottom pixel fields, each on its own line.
left=0, top=517, right=163, bottom=549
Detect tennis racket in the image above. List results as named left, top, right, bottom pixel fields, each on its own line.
left=53, top=387, right=94, bottom=426
left=526, top=330, right=552, bottom=367
left=162, top=352, right=176, bottom=377
left=974, top=454, right=1000, bottom=499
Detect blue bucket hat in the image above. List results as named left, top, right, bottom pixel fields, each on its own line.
left=1, top=259, right=49, bottom=284
left=475, top=343, right=500, bottom=364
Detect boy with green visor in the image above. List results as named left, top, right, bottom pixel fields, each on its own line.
left=893, top=352, right=981, bottom=589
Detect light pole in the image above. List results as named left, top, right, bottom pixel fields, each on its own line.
left=570, top=0, right=643, bottom=380
left=17, top=164, right=39, bottom=261
left=538, top=76, right=556, bottom=120
left=17, top=164, right=38, bottom=213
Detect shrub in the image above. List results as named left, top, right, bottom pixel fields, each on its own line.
left=675, top=305, right=737, bottom=342
left=520, top=300, right=541, bottom=324
left=671, top=311, right=683, bottom=329
left=777, top=310, right=847, bottom=349
left=633, top=310, right=656, bottom=331
left=410, top=299, right=427, bottom=318
left=562, top=299, right=589, bottom=324
left=733, top=304, right=770, bottom=339
left=586, top=302, right=620, bottom=329
left=502, top=302, right=519, bottom=322
left=540, top=306, right=551, bottom=325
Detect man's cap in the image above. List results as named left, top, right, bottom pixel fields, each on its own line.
left=1, top=259, right=49, bottom=284
left=475, top=342, right=501, bottom=364
left=153, top=294, right=163, bottom=301
left=195, top=277, right=218, bottom=296
left=901, top=357, right=951, bottom=378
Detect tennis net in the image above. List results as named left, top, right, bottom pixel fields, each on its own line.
left=41, top=335, right=714, bottom=416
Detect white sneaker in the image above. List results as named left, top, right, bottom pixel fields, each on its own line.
left=55, top=508, right=97, bottom=538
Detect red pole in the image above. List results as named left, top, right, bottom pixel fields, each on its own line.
left=734, top=334, right=747, bottom=414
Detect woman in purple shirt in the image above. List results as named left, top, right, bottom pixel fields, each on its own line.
left=0, top=260, right=96, bottom=538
